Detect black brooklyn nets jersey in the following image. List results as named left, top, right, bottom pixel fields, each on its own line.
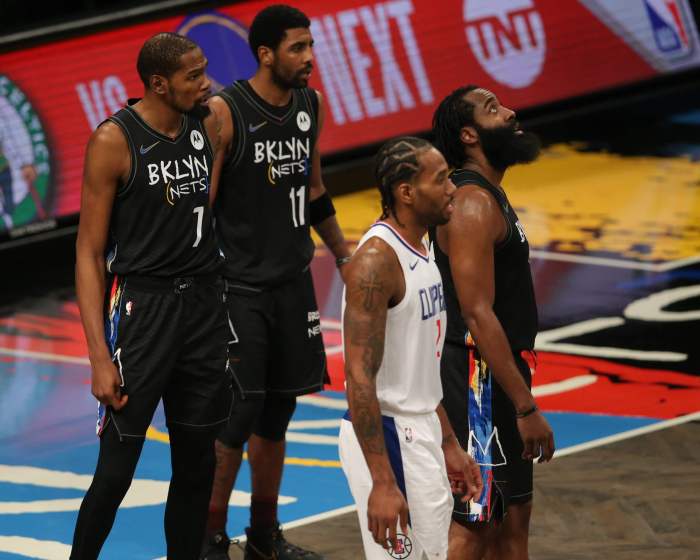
left=104, top=100, right=221, bottom=277
left=429, top=169, right=538, bottom=351
left=214, top=80, right=319, bottom=287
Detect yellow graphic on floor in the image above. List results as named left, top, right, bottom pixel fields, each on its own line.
left=326, top=144, right=700, bottom=264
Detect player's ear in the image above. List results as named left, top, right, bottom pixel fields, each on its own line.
left=395, top=181, right=414, bottom=206
left=460, top=126, right=478, bottom=146
left=258, top=46, right=273, bottom=67
left=150, top=74, right=167, bottom=95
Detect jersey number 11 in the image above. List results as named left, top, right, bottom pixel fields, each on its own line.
left=290, top=186, right=306, bottom=228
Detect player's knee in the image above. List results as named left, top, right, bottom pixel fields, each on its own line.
left=217, top=399, right=264, bottom=449
left=253, top=396, right=297, bottom=441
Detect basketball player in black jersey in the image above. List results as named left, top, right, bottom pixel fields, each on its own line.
left=430, top=86, right=555, bottom=559
left=199, top=5, right=350, bottom=560
left=71, top=33, right=232, bottom=560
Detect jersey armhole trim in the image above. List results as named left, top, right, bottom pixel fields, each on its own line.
left=302, top=88, right=319, bottom=148
left=217, top=90, right=246, bottom=169
left=106, top=116, right=136, bottom=197
left=195, top=117, right=214, bottom=160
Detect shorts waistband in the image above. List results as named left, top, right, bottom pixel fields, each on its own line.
left=123, top=273, right=221, bottom=293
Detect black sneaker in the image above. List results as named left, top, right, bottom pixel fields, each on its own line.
left=244, top=525, right=324, bottom=559
left=200, top=530, right=231, bottom=560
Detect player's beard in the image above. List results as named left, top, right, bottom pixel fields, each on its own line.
left=476, top=122, right=541, bottom=172
left=271, top=61, right=312, bottom=90
left=187, top=102, right=211, bottom=120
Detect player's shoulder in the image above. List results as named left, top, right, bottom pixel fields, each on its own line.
left=350, top=235, right=401, bottom=278
left=88, top=120, right=128, bottom=154
left=453, top=182, right=501, bottom=215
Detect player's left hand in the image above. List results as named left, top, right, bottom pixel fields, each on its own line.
left=443, top=438, right=483, bottom=503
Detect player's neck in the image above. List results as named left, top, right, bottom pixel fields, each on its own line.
left=134, top=96, right=183, bottom=139
left=383, top=215, right=427, bottom=254
left=248, top=74, right=292, bottom=107
left=460, top=156, right=505, bottom=190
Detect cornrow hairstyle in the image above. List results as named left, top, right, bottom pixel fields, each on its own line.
left=375, top=136, right=433, bottom=222
left=432, top=85, right=479, bottom=169
left=136, top=32, right=199, bottom=88
left=249, top=4, right=311, bottom=62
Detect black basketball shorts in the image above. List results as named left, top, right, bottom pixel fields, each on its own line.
left=224, top=267, right=328, bottom=399
left=441, top=340, right=535, bottom=524
left=97, top=273, right=233, bottom=439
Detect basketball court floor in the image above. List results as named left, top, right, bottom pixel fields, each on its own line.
left=1, top=107, right=699, bottom=558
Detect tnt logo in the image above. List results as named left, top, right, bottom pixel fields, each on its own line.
left=644, top=0, right=692, bottom=58
left=463, top=0, right=546, bottom=88
left=388, top=533, right=413, bottom=559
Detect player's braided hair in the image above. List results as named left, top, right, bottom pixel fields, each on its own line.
left=375, top=136, right=433, bottom=222
left=432, top=85, right=479, bottom=169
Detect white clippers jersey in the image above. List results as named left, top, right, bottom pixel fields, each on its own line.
left=344, top=221, right=447, bottom=416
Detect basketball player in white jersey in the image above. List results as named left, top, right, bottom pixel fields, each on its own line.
left=340, top=136, right=483, bottom=559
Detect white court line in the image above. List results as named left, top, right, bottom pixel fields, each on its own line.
left=530, top=249, right=700, bottom=272
left=553, top=410, right=700, bottom=457
left=0, top=536, right=71, bottom=559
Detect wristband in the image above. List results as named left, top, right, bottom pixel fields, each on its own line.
left=515, top=404, right=538, bottom=419
left=310, top=191, right=336, bottom=225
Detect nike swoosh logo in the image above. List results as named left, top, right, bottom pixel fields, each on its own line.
left=248, top=121, right=268, bottom=133
left=409, top=260, right=419, bottom=270
left=139, top=141, right=160, bottom=155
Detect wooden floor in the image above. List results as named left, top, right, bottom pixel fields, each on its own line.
left=227, top=421, right=700, bottom=559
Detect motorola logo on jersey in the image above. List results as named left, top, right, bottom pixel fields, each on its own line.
left=463, top=0, right=546, bottom=89
left=190, top=129, right=204, bottom=150
left=176, top=11, right=257, bottom=90
left=297, top=110, right=311, bottom=132
left=254, top=137, right=311, bottom=184
left=419, top=282, right=445, bottom=320
left=146, top=155, right=209, bottom=204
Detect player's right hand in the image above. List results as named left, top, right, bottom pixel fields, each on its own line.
left=517, top=410, right=555, bottom=463
left=91, top=358, right=128, bottom=411
left=367, top=480, right=409, bottom=551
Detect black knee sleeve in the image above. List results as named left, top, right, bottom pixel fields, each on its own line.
left=253, top=396, right=297, bottom=441
left=217, top=398, right=265, bottom=448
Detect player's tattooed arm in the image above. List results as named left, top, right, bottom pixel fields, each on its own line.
left=203, top=96, right=234, bottom=203
left=343, top=239, right=395, bottom=462
left=343, top=238, right=408, bottom=549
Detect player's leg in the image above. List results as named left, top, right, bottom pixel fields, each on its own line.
left=71, top=279, right=176, bottom=559
left=201, top=284, right=271, bottom=558
left=165, top=279, right=233, bottom=559
left=441, top=342, right=503, bottom=559
left=393, top=413, right=453, bottom=559
left=485, top=500, right=532, bottom=560
left=338, top=417, right=428, bottom=560
left=485, top=351, right=534, bottom=560
left=165, top=424, right=220, bottom=560
left=70, top=422, right=145, bottom=559
left=243, top=270, right=327, bottom=558
left=246, top=397, right=296, bottom=542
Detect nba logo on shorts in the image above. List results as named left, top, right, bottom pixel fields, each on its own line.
left=644, top=0, right=692, bottom=58
left=463, top=0, right=546, bottom=88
